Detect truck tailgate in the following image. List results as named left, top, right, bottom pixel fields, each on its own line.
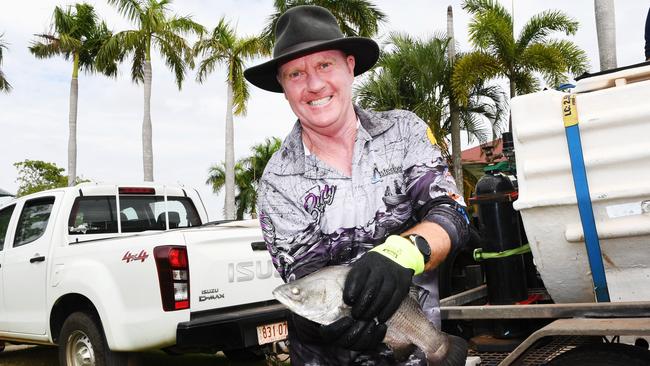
left=182, top=221, right=284, bottom=313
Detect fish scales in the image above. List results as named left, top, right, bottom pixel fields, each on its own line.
left=273, top=265, right=468, bottom=366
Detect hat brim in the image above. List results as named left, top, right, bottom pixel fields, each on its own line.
left=244, top=37, right=379, bottom=93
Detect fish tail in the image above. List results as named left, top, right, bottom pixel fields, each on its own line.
left=427, top=335, right=468, bottom=366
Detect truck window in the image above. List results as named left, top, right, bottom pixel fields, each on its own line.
left=13, top=197, right=55, bottom=247
left=0, top=204, right=16, bottom=250
left=68, top=196, right=118, bottom=235
left=119, top=196, right=201, bottom=232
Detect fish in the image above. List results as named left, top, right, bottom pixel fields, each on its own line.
left=273, top=265, right=468, bottom=366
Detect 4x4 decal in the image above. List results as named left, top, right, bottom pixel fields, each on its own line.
left=122, top=250, right=149, bottom=263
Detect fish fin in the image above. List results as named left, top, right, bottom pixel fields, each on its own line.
left=390, top=343, right=416, bottom=362
left=432, top=335, right=468, bottom=366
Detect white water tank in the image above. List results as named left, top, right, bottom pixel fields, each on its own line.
left=511, top=63, right=650, bottom=303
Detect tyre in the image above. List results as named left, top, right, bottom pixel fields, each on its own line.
left=224, top=347, right=266, bottom=362
left=547, top=343, right=650, bottom=366
left=58, top=312, right=128, bottom=366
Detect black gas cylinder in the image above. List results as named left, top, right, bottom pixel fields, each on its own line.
left=471, top=172, right=529, bottom=339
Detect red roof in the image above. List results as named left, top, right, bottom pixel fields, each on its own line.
left=461, top=138, right=505, bottom=164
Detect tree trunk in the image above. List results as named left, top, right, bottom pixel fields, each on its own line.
left=224, top=80, right=236, bottom=220
left=447, top=5, right=463, bottom=197
left=594, top=0, right=617, bottom=71
left=143, top=59, right=154, bottom=181
left=508, top=77, right=516, bottom=133
left=68, top=53, right=79, bottom=187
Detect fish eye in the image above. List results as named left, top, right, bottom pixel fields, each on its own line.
left=291, top=287, right=300, bottom=295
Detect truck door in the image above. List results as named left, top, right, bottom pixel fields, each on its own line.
left=0, top=203, right=17, bottom=330
left=2, top=194, right=59, bottom=334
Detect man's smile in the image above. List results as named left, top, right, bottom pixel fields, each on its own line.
left=307, top=96, right=333, bottom=107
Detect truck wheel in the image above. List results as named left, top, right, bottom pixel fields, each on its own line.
left=224, top=347, right=265, bottom=362
left=58, top=312, right=127, bottom=366
left=547, top=343, right=650, bottom=366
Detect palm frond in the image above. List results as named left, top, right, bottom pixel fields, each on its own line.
left=195, top=53, right=227, bottom=83
left=107, top=0, right=143, bottom=25
left=58, top=33, right=83, bottom=52
left=52, top=6, right=75, bottom=35
left=168, top=15, right=205, bottom=36
left=236, top=36, right=269, bottom=59
left=520, top=42, right=569, bottom=88
left=452, top=51, right=503, bottom=105
left=511, top=70, right=540, bottom=96
left=130, top=43, right=146, bottom=83
left=545, top=39, right=590, bottom=76
left=230, top=58, right=249, bottom=116
left=0, top=70, right=10, bottom=92
left=29, top=37, right=64, bottom=59
left=517, top=10, right=579, bottom=51
left=261, top=0, right=385, bottom=49
left=206, top=163, right=226, bottom=193
left=155, top=31, right=188, bottom=89
left=31, top=4, right=115, bottom=75
left=0, top=35, right=10, bottom=92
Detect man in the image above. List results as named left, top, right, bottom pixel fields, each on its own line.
left=244, top=5, right=469, bottom=365
left=645, top=7, right=649, bottom=61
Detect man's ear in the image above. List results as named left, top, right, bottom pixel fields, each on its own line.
left=346, top=55, right=356, bottom=74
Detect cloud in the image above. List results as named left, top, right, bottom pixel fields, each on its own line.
left=1, top=0, right=648, bottom=220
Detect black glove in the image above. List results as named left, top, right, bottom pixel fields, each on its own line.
left=343, top=251, right=414, bottom=322
left=288, top=312, right=324, bottom=345
left=320, top=316, right=387, bottom=351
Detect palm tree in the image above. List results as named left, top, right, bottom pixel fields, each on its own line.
left=0, top=34, right=11, bottom=92
left=194, top=19, right=268, bottom=220
left=30, top=3, right=116, bottom=186
left=453, top=0, right=589, bottom=112
left=206, top=137, right=282, bottom=220
left=100, top=0, right=204, bottom=182
left=356, top=33, right=507, bottom=158
left=261, top=0, right=387, bottom=48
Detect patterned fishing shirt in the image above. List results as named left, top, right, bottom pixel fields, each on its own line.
left=257, top=106, right=469, bottom=365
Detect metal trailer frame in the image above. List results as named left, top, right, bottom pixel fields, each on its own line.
left=440, top=286, right=650, bottom=365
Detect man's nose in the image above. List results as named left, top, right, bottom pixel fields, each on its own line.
left=306, top=72, right=326, bottom=92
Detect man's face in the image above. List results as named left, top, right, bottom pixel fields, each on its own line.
left=278, top=50, right=356, bottom=133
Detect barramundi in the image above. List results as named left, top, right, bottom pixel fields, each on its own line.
left=273, top=265, right=468, bottom=365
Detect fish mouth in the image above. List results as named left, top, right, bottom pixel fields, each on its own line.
left=271, top=287, right=290, bottom=306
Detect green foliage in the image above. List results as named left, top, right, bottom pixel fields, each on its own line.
left=261, top=0, right=387, bottom=50
left=0, top=34, right=11, bottom=92
left=13, top=160, right=89, bottom=197
left=29, top=3, right=118, bottom=77
left=100, top=0, right=205, bottom=89
left=453, top=0, right=589, bottom=104
left=355, top=33, right=506, bottom=157
left=206, top=138, right=282, bottom=219
left=194, top=18, right=268, bottom=115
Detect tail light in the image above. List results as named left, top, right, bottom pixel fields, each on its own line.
left=154, top=246, right=190, bottom=311
left=119, top=187, right=156, bottom=195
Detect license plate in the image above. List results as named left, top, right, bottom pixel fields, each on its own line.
left=256, top=321, right=288, bottom=345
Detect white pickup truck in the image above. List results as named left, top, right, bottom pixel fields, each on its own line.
left=0, top=183, right=288, bottom=366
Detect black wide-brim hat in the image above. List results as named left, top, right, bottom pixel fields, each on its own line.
left=244, top=5, right=379, bottom=93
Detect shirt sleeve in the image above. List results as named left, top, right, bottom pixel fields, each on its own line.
left=400, top=111, right=470, bottom=251
left=257, top=176, right=330, bottom=282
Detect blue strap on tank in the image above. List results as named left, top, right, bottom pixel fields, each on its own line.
left=562, top=95, right=610, bottom=302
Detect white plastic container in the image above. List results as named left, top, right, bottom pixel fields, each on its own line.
left=511, top=63, right=650, bottom=303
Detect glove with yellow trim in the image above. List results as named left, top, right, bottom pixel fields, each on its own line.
left=343, top=235, right=425, bottom=322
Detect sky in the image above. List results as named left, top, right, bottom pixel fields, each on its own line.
left=1, top=1, right=648, bottom=219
